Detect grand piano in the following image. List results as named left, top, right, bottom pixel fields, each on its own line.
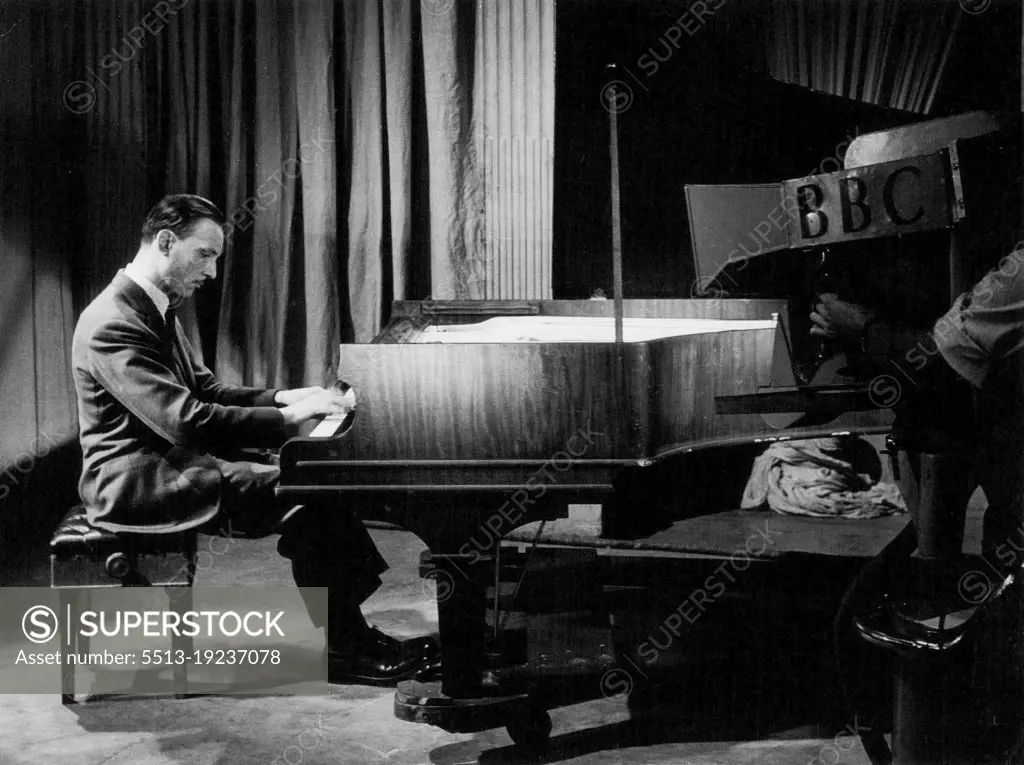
left=276, top=110, right=1016, bottom=746
left=275, top=298, right=891, bottom=726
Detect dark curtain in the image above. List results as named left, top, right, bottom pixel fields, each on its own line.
left=0, top=2, right=82, bottom=558
left=14, top=0, right=341, bottom=396
left=345, top=0, right=555, bottom=340
left=0, top=0, right=353, bottom=556
left=69, top=0, right=554, bottom=353
left=552, top=0, right=918, bottom=301
left=0, top=2, right=76, bottom=451
left=0, top=0, right=554, bottom=554
left=768, top=0, right=961, bottom=115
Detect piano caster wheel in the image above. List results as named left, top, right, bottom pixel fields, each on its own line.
left=105, top=552, right=130, bottom=580
left=506, top=707, right=552, bottom=750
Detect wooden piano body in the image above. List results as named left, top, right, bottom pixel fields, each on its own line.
left=278, top=299, right=889, bottom=550
left=277, top=298, right=892, bottom=705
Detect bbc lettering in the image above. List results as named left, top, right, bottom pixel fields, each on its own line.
left=784, top=153, right=950, bottom=247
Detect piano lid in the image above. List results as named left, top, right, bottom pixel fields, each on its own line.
left=411, top=315, right=777, bottom=344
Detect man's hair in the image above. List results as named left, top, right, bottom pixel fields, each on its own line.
left=140, top=194, right=225, bottom=244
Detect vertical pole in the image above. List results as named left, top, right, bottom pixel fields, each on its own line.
left=607, top=65, right=624, bottom=344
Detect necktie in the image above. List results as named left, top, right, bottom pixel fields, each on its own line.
left=162, top=308, right=177, bottom=354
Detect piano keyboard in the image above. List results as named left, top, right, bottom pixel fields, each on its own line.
left=309, top=415, right=346, bottom=439
left=307, top=385, right=357, bottom=438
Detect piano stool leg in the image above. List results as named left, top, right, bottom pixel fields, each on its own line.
left=433, top=553, right=490, bottom=698
left=59, top=589, right=91, bottom=704
left=167, top=586, right=192, bottom=698
left=59, top=589, right=78, bottom=705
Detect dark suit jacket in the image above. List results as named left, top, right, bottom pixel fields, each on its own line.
left=72, top=270, right=288, bottom=533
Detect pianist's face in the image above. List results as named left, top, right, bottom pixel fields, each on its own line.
left=158, top=218, right=224, bottom=300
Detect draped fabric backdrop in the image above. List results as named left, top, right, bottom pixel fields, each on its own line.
left=0, top=1, right=85, bottom=551
left=768, top=0, right=961, bottom=115
left=475, top=0, right=556, bottom=301
left=209, top=0, right=342, bottom=387
left=0, top=2, right=80, bottom=468
left=3, top=0, right=987, bottom=554
left=21, top=0, right=556, bottom=377
left=345, top=0, right=555, bottom=341
left=0, top=0, right=555, bottom=552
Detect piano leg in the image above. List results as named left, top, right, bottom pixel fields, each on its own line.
left=433, top=552, right=489, bottom=698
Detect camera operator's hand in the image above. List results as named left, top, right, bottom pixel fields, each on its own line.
left=279, top=388, right=351, bottom=427
left=810, top=293, right=878, bottom=341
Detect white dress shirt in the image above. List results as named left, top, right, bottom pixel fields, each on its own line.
left=124, top=262, right=171, bottom=320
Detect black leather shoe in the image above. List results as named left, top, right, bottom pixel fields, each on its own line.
left=327, top=632, right=441, bottom=687
left=361, top=626, right=440, bottom=661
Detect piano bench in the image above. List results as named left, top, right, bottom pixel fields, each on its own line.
left=49, top=504, right=198, bottom=705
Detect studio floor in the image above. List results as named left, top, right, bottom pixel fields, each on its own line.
left=0, top=524, right=885, bottom=765
left=0, top=528, right=880, bottom=765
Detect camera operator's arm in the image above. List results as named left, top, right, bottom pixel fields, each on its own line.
left=927, top=264, right=1024, bottom=389
left=811, top=293, right=957, bottom=384
left=812, top=255, right=1024, bottom=391
left=810, top=291, right=977, bottom=452
left=810, top=293, right=922, bottom=356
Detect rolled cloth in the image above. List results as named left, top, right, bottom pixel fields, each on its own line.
left=741, top=436, right=906, bottom=520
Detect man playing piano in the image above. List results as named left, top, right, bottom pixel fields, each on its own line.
left=71, top=193, right=438, bottom=685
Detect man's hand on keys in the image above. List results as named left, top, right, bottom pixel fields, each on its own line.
left=279, top=387, right=352, bottom=427
left=274, top=386, right=330, bottom=407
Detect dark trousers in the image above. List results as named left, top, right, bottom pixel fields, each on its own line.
left=895, top=439, right=1024, bottom=749
left=975, top=446, right=1024, bottom=569
left=209, top=457, right=390, bottom=644
left=971, top=440, right=1024, bottom=742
